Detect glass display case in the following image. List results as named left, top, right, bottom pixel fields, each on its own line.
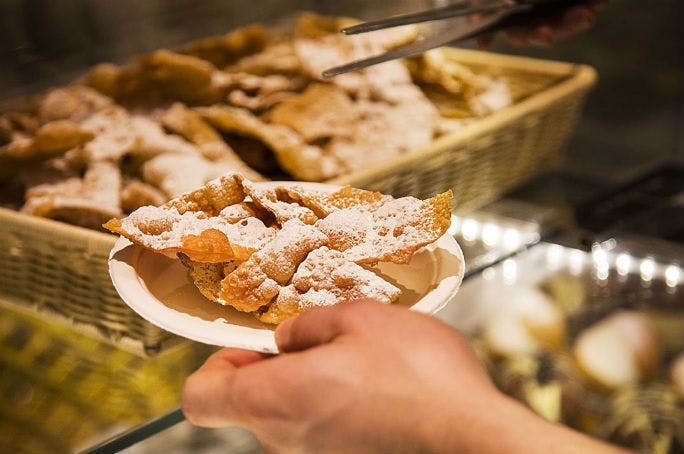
left=0, top=0, right=682, bottom=453
left=440, top=238, right=684, bottom=453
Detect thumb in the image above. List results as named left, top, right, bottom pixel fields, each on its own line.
left=275, top=299, right=385, bottom=353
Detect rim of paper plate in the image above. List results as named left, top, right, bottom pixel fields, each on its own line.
left=108, top=181, right=464, bottom=353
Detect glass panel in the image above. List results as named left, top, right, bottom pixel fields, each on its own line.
left=0, top=300, right=214, bottom=453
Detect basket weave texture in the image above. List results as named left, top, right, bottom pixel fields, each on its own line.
left=0, top=48, right=596, bottom=351
left=0, top=301, right=212, bottom=453
left=332, top=48, right=597, bottom=208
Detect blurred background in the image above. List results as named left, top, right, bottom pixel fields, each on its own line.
left=0, top=1, right=682, bottom=453
left=1, top=0, right=682, bottom=186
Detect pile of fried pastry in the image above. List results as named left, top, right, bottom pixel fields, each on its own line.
left=104, top=172, right=452, bottom=324
left=0, top=13, right=509, bottom=230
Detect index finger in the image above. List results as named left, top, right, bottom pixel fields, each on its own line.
left=275, top=299, right=389, bottom=353
left=199, top=347, right=269, bottom=371
left=182, top=348, right=268, bottom=427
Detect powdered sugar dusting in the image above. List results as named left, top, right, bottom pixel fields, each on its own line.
left=219, top=202, right=256, bottom=223
left=258, top=246, right=400, bottom=323
left=316, top=209, right=370, bottom=251
left=251, top=218, right=328, bottom=285
left=218, top=218, right=327, bottom=312
left=241, top=179, right=318, bottom=225
left=316, top=195, right=449, bottom=264
left=292, top=247, right=400, bottom=306
left=120, top=205, right=274, bottom=254
left=81, top=106, right=137, bottom=161
left=106, top=173, right=454, bottom=324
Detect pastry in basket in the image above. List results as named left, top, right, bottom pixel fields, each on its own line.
left=2, top=12, right=511, bottom=233
left=22, top=160, right=123, bottom=229
left=104, top=172, right=453, bottom=324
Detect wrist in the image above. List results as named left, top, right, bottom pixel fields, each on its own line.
left=416, top=388, right=518, bottom=454
left=423, top=391, right=633, bottom=454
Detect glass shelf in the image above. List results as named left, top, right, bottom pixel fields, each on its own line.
left=0, top=299, right=215, bottom=454
left=437, top=240, right=684, bottom=453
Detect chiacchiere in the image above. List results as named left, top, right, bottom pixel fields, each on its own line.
left=3, top=13, right=508, bottom=232
left=105, top=172, right=452, bottom=324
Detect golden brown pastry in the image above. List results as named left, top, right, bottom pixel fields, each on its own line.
left=105, top=172, right=452, bottom=323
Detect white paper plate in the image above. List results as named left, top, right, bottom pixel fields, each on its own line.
left=108, top=182, right=465, bottom=353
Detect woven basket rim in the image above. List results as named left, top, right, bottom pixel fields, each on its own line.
left=0, top=205, right=116, bottom=244
left=330, top=49, right=597, bottom=186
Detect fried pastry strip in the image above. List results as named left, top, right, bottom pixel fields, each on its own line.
left=137, top=50, right=226, bottom=105
left=23, top=161, right=122, bottom=229
left=276, top=185, right=391, bottom=218
left=178, top=253, right=240, bottom=304
left=258, top=246, right=400, bottom=324
left=316, top=190, right=452, bottom=264
left=239, top=177, right=318, bottom=225
left=120, top=179, right=167, bottom=213
left=227, top=42, right=302, bottom=76
left=196, top=105, right=340, bottom=181
left=142, top=152, right=243, bottom=199
left=38, top=85, right=113, bottom=123
left=161, top=102, right=234, bottom=160
left=162, top=173, right=245, bottom=215
left=219, top=218, right=328, bottom=312
left=104, top=206, right=275, bottom=263
left=0, top=120, right=94, bottom=163
left=178, top=24, right=269, bottom=68
left=267, top=83, right=356, bottom=143
left=80, top=106, right=140, bottom=162
left=104, top=174, right=275, bottom=261
left=160, top=103, right=264, bottom=181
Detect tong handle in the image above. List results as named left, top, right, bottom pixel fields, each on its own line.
left=324, top=9, right=512, bottom=77
left=342, top=1, right=516, bottom=35
left=518, top=0, right=569, bottom=4
left=342, top=0, right=574, bottom=35
left=324, top=0, right=582, bottom=77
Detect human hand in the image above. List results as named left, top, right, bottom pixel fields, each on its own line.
left=475, top=0, right=607, bottom=48
left=182, top=299, right=632, bottom=454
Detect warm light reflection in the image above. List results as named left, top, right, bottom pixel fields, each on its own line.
left=481, top=223, right=501, bottom=247
left=546, top=244, right=564, bottom=270
left=447, top=214, right=460, bottom=237
left=537, top=244, right=677, bottom=287
left=591, top=245, right=609, bottom=267
left=482, top=267, right=496, bottom=281
left=616, top=253, right=632, bottom=276
left=503, top=229, right=522, bottom=250
left=461, top=219, right=480, bottom=242
left=503, top=258, right=517, bottom=285
left=640, top=258, right=656, bottom=281
left=596, top=264, right=609, bottom=280
left=665, top=265, right=681, bottom=288
left=601, top=238, right=617, bottom=251
left=569, top=250, right=585, bottom=275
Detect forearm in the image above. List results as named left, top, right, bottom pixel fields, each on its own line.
left=429, top=393, right=633, bottom=454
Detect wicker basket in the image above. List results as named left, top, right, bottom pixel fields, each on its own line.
left=0, top=207, right=175, bottom=352
left=0, top=299, right=213, bottom=453
left=333, top=48, right=597, bottom=210
left=0, top=48, right=596, bottom=351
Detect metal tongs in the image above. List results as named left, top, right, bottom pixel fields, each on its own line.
left=323, top=0, right=571, bottom=77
